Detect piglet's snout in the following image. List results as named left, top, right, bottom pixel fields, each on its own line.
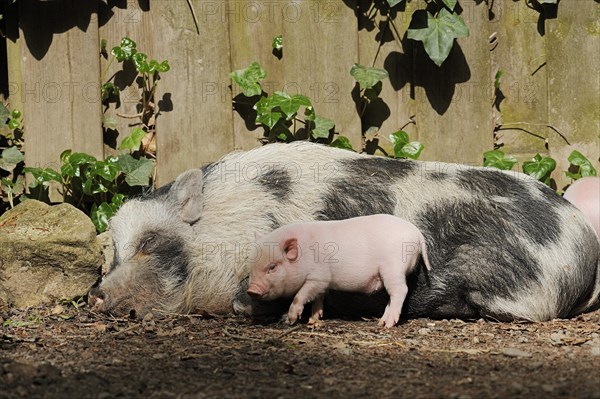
left=247, top=283, right=265, bottom=299
left=88, top=288, right=107, bottom=311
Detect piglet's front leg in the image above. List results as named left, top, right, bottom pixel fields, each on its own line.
left=288, top=282, right=328, bottom=325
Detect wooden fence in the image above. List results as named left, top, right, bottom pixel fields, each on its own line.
left=2, top=0, right=598, bottom=187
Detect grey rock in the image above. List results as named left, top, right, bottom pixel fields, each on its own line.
left=0, top=200, right=102, bottom=307
left=96, top=230, right=114, bottom=276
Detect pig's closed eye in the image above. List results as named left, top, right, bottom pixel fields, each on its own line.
left=140, top=234, right=156, bottom=252
left=267, top=263, right=277, bottom=273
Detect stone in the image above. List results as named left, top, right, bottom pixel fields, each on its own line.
left=0, top=200, right=102, bottom=307
left=96, top=230, right=114, bottom=276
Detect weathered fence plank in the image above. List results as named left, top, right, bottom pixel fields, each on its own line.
left=98, top=0, right=154, bottom=157
left=152, top=0, right=235, bottom=185
left=283, top=0, right=362, bottom=149
left=546, top=1, right=600, bottom=190
left=19, top=0, right=103, bottom=200
left=228, top=0, right=284, bottom=151
left=414, top=0, right=493, bottom=165
left=490, top=0, right=549, bottom=167
left=357, top=1, right=418, bottom=155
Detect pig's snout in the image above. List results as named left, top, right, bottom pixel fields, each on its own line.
left=247, top=284, right=265, bottom=299
left=88, top=288, right=107, bottom=311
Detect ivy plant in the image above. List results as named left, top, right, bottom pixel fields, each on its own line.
left=231, top=62, right=343, bottom=145
left=483, top=150, right=517, bottom=171
left=566, top=150, right=597, bottom=180
left=23, top=142, right=153, bottom=233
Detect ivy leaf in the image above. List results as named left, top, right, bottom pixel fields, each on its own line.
left=441, top=0, right=458, bottom=10
left=112, top=37, right=137, bottom=62
left=350, top=63, right=389, bottom=90
left=397, top=141, right=424, bottom=159
left=257, top=111, right=283, bottom=129
left=102, top=116, right=117, bottom=130
left=0, top=103, right=9, bottom=128
left=407, top=9, right=469, bottom=67
left=269, top=92, right=311, bottom=120
left=310, top=115, right=335, bottom=139
left=523, top=154, right=556, bottom=185
left=23, top=167, right=62, bottom=186
left=386, top=0, right=403, bottom=7
left=230, top=62, right=266, bottom=97
left=94, top=159, right=121, bottom=182
left=272, top=35, right=283, bottom=50
left=1, top=146, right=24, bottom=164
left=101, top=82, right=120, bottom=102
left=390, top=131, right=423, bottom=159
left=91, top=202, right=116, bottom=233
left=330, top=136, right=355, bottom=151
left=118, top=155, right=154, bottom=186
left=156, top=60, right=170, bottom=73
left=494, top=70, right=505, bottom=89
left=483, top=150, right=517, bottom=171
left=119, top=127, right=146, bottom=152
left=132, top=52, right=149, bottom=73
left=567, top=150, right=597, bottom=179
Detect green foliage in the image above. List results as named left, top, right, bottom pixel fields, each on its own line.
left=483, top=150, right=517, bottom=171
left=389, top=131, right=424, bottom=160
left=407, top=8, right=469, bottom=67
left=0, top=104, right=25, bottom=210
left=272, top=35, right=283, bottom=51
left=23, top=148, right=154, bottom=233
left=233, top=61, right=344, bottom=145
left=230, top=62, right=266, bottom=97
left=566, top=150, right=597, bottom=180
left=350, top=64, right=389, bottom=91
left=523, top=154, right=556, bottom=186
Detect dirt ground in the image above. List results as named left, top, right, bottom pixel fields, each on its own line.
left=0, top=303, right=599, bottom=399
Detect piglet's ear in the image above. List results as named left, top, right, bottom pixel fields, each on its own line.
left=283, top=238, right=298, bottom=262
left=170, top=168, right=204, bottom=224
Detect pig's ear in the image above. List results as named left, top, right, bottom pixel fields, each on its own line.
left=170, top=168, right=204, bottom=224
left=283, top=238, right=298, bottom=261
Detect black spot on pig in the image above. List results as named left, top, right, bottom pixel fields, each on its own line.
left=316, top=157, right=413, bottom=220
left=140, top=231, right=189, bottom=286
left=457, top=169, right=561, bottom=246
left=413, top=199, right=541, bottom=306
left=340, top=156, right=417, bottom=180
left=257, top=168, right=292, bottom=200
left=457, top=169, right=525, bottom=197
left=429, top=172, right=449, bottom=181
left=317, top=181, right=395, bottom=221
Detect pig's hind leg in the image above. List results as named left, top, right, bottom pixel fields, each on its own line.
left=378, top=272, right=409, bottom=328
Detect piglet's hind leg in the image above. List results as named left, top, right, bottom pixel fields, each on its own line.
left=308, top=294, right=325, bottom=325
left=378, top=273, right=409, bottom=328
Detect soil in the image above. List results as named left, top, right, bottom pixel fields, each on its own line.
left=1, top=304, right=599, bottom=399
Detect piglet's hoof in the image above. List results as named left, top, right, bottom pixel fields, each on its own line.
left=307, top=318, right=324, bottom=329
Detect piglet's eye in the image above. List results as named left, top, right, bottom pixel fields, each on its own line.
left=267, top=263, right=277, bottom=273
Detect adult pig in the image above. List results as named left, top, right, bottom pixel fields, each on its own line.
left=563, top=177, right=600, bottom=238
left=247, top=215, right=432, bottom=328
left=88, top=142, right=600, bottom=321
